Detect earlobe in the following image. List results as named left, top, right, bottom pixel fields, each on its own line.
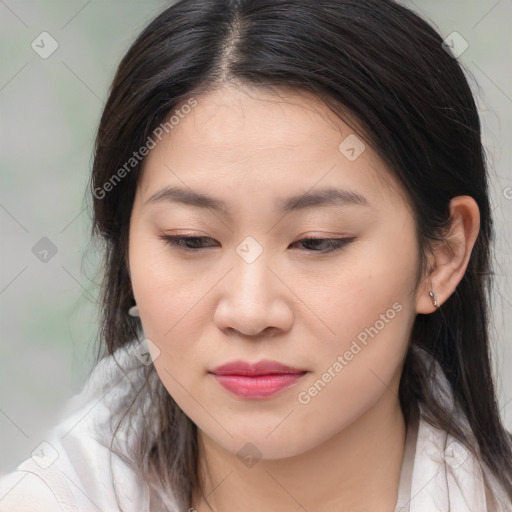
left=428, top=290, right=439, bottom=308
left=416, top=195, right=480, bottom=314
left=416, top=283, right=441, bottom=314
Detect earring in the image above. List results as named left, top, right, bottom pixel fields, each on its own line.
left=128, top=304, right=139, bottom=317
left=428, top=290, right=439, bottom=308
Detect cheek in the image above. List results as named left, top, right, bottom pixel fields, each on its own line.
left=129, top=231, right=215, bottom=339
left=293, top=280, right=415, bottom=449
left=321, top=243, right=416, bottom=348
left=309, top=225, right=418, bottom=394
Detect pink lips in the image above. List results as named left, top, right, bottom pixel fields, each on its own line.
left=210, top=360, right=307, bottom=399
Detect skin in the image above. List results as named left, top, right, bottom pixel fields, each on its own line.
left=127, top=83, right=480, bottom=512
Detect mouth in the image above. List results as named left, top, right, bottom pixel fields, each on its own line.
left=209, top=359, right=308, bottom=399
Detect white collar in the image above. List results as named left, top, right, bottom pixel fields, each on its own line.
left=394, top=345, right=509, bottom=511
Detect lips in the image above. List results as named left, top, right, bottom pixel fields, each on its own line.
left=210, top=359, right=307, bottom=376
left=209, top=359, right=307, bottom=399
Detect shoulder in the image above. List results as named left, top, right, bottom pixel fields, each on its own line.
left=0, top=464, right=76, bottom=512
left=1, top=342, right=158, bottom=512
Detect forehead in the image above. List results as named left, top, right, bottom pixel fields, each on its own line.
left=136, top=84, right=406, bottom=212
left=148, top=85, right=354, bottom=167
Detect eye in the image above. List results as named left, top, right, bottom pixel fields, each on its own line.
left=159, top=236, right=218, bottom=251
left=158, top=235, right=354, bottom=254
left=289, top=237, right=355, bottom=253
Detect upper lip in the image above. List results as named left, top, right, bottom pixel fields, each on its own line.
left=210, top=359, right=307, bottom=376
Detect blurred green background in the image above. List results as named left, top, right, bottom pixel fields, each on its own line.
left=1, top=0, right=511, bottom=473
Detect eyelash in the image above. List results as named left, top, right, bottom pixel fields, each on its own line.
left=158, top=235, right=355, bottom=254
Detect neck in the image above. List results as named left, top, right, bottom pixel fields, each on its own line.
left=193, top=387, right=407, bottom=512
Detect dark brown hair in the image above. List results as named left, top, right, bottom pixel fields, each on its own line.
left=87, top=0, right=512, bottom=509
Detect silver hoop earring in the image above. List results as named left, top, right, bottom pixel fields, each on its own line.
left=128, top=304, right=139, bottom=317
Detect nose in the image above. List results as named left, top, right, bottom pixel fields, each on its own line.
left=213, top=249, right=294, bottom=338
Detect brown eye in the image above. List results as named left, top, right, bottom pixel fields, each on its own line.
left=289, top=237, right=355, bottom=253
left=159, top=236, right=218, bottom=251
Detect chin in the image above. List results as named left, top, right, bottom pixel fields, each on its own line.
left=202, top=423, right=323, bottom=462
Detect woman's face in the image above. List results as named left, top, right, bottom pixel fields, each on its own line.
left=128, top=84, right=422, bottom=459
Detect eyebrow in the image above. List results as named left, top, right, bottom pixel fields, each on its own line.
left=144, top=185, right=370, bottom=215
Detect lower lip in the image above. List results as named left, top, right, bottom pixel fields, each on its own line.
left=211, top=372, right=307, bottom=398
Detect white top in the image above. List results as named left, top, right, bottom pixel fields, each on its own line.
left=0, top=340, right=510, bottom=512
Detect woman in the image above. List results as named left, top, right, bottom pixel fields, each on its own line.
left=1, top=0, right=511, bottom=510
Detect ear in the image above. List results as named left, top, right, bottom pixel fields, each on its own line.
left=416, top=195, right=480, bottom=314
